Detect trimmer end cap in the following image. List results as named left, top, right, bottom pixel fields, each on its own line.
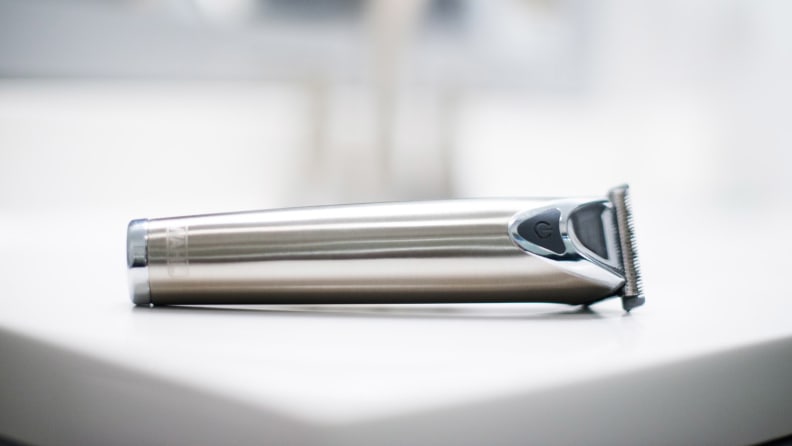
left=127, top=218, right=151, bottom=306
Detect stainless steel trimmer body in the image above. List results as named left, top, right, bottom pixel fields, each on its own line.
left=127, top=185, right=644, bottom=311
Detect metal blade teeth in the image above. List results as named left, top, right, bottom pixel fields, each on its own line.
left=609, top=185, right=645, bottom=310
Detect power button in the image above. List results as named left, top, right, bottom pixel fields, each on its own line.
left=516, top=208, right=565, bottom=254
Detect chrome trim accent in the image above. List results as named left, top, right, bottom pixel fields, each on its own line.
left=507, top=199, right=595, bottom=259
left=566, top=202, right=623, bottom=273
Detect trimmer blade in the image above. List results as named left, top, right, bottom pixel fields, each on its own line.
left=608, top=184, right=645, bottom=312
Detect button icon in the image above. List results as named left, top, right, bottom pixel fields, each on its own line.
left=534, top=221, right=553, bottom=239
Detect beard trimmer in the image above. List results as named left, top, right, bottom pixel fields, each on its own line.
left=127, top=185, right=644, bottom=311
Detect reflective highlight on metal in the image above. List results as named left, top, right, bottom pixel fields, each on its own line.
left=126, top=186, right=645, bottom=311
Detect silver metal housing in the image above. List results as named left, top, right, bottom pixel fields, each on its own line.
left=126, top=197, right=629, bottom=307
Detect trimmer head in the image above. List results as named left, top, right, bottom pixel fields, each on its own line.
left=608, top=185, right=645, bottom=312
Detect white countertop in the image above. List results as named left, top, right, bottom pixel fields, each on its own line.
left=1, top=202, right=791, bottom=445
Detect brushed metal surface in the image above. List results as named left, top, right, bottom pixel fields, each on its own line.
left=138, top=199, right=624, bottom=306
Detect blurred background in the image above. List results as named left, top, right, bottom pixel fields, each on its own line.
left=0, top=0, right=790, bottom=217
